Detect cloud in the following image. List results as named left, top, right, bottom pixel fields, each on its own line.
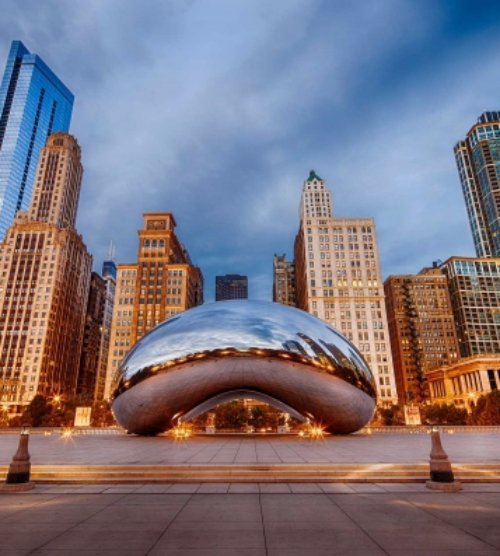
left=0, top=0, right=498, bottom=300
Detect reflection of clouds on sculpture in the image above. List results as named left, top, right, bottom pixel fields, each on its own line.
left=119, top=300, right=374, bottom=394
left=112, top=300, right=377, bottom=435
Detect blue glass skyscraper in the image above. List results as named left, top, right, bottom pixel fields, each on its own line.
left=0, top=40, right=73, bottom=238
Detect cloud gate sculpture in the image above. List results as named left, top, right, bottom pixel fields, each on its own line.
left=111, top=300, right=377, bottom=435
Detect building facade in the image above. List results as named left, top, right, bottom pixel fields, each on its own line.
left=215, top=274, right=248, bottom=301
left=94, top=260, right=116, bottom=402
left=0, top=133, right=91, bottom=411
left=272, top=254, right=296, bottom=306
left=440, top=256, right=500, bottom=357
left=105, top=213, right=203, bottom=398
left=454, top=111, right=500, bottom=257
left=427, top=354, right=500, bottom=411
left=384, top=266, right=460, bottom=404
left=77, top=272, right=106, bottom=401
left=0, top=41, right=74, bottom=239
left=294, top=171, right=398, bottom=404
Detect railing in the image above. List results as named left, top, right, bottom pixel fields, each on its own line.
left=361, top=425, right=500, bottom=434
left=0, top=427, right=126, bottom=436
left=0, top=425, right=499, bottom=436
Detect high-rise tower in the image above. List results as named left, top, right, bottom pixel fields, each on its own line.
left=94, top=260, right=116, bottom=401
left=454, top=112, right=500, bottom=257
left=104, top=213, right=203, bottom=398
left=0, top=41, right=74, bottom=239
left=77, top=259, right=116, bottom=403
left=77, top=272, right=106, bottom=401
left=440, top=256, right=500, bottom=357
left=273, top=254, right=296, bottom=306
left=215, top=274, right=248, bottom=301
left=293, top=171, right=398, bottom=404
left=0, top=133, right=91, bottom=412
left=384, top=266, right=460, bottom=404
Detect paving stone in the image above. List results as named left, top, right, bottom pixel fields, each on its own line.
left=177, top=502, right=262, bottom=522
left=0, top=432, right=499, bottom=555
left=258, top=483, right=291, bottom=493
left=268, top=549, right=385, bottom=556
left=31, top=551, right=147, bottom=556
left=41, top=529, right=161, bottom=551
left=288, top=483, right=323, bottom=493
left=149, top=521, right=265, bottom=551
left=114, top=493, right=190, bottom=505
left=149, top=549, right=265, bottom=556
left=264, top=523, right=379, bottom=550
left=196, top=483, right=230, bottom=493
left=228, top=482, right=260, bottom=493
left=167, top=483, right=200, bottom=493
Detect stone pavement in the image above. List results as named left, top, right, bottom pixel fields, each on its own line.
left=0, top=431, right=499, bottom=466
left=1, top=483, right=500, bottom=555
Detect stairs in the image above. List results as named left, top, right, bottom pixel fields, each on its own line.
left=2, top=463, right=499, bottom=483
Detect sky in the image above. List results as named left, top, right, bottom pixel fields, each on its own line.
left=1, top=0, right=499, bottom=301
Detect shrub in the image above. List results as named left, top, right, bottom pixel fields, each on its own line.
left=421, top=403, right=467, bottom=426
left=468, top=391, right=500, bottom=425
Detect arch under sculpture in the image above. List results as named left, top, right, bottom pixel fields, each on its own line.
left=111, top=300, right=377, bottom=435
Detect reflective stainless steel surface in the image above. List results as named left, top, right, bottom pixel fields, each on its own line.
left=112, top=300, right=377, bottom=435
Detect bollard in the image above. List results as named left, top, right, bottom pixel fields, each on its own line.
left=1, top=426, right=34, bottom=492
left=426, top=428, right=462, bottom=491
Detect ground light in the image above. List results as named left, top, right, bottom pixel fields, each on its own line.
left=170, top=424, right=192, bottom=440
left=298, top=423, right=326, bottom=439
left=60, top=427, right=73, bottom=440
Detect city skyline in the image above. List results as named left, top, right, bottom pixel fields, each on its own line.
left=1, top=2, right=500, bottom=300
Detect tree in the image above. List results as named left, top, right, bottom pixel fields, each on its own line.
left=249, top=406, right=265, bottom=429
left=23, top=395, right=52, bottom=426
left=421, top=403, right=467, bottom=426
left=91, top=401, right=116, bottom=427
left=468, top=391, right=500, bottom=425
left=248, top=405, right=281, bottom=430
left=214, top=401, right=248, bottom=430
left=377, top=404, right=405, bottom=426
left=0, top=408, right=10, bottom=427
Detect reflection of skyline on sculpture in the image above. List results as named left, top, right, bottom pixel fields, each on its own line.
left=118, top=300, right=375, bottom=395
left=112, top=300, right=377, bottom=435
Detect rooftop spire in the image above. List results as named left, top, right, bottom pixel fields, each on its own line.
left=307, top=169, right=322, bottom=182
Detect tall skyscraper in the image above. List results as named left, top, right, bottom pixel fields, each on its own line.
left=384, top=265, right=460, bottom=404
left=105, top=213, right=203, bottom=398
left=77, top=260, right=117, bottom=403
left=215, top=274, right=248, bottom=301
left=0, top=41, right=74, bottom=239
left=94, top=260, right=116, bottom=402
left=0, top=133, right=91, bottom=412
left=77, top=272, right=106, bottom=401
left=273, top=254, right=296, bottom=306
left=455, top=112, right=500, bottom=257
left=294, top=171, right=398, bottom=404
left=440, top=256, right=500, bottom=357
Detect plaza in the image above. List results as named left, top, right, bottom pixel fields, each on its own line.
left=1, top=483, right=500, bottom=555
left=0, top=431, right=500, bottom=554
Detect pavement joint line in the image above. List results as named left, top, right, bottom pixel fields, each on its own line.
left=258, top=491, right=269, bottom=556
left=327, top=487, right=391, bottom=555
left=24, top=488, right=131, bottom=555
left=406, top=492, right=500, bottom=552
left=3, top=483, right=500, bottom=494
left=143, top=489, right=196, bottom=556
